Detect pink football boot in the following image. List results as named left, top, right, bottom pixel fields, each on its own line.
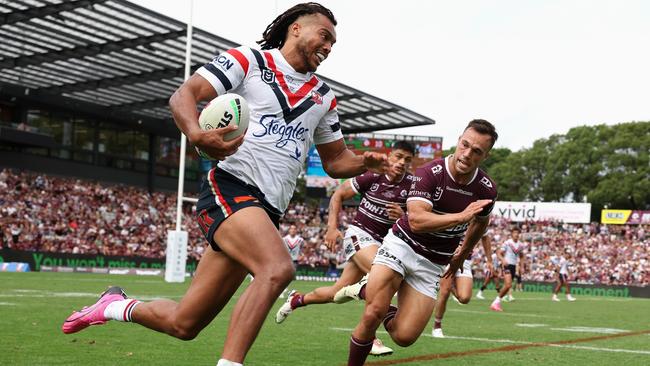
left=62, top=286, right=128, bottom=334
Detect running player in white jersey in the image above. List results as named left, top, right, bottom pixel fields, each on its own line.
left=275, top=141, right=416, bottom=356
left=283, top=225, right=305, bottom=266
left=490, top=227, right=525, bottom=311
left=61, top=4, right=387, bottom=365
left=279, top=224, right=305, bottom=298
left=431, top=235, right=493, bottom=338
left=476, top=235, right=501, bottom=299
left=347, top=120, right=498, bottom=366
left=552, top=252, right=576, bottom=302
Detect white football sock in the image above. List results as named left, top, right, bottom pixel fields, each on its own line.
left=216, top=359, right=243, bottom=366
left=104, top=299, right=140, bottom=322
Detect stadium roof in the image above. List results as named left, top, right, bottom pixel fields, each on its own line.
left=0, top=0, right=434, bottom=137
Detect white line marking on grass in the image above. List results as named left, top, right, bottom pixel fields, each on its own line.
left=549, top=326, right=629, bottom=334
left=0, top=302, right=17, bottom=306
left=330, top=328, right=650, bottom=355
left=516, top=323, right=548, bottom=328
left=448, top=309, right=561, bottom=319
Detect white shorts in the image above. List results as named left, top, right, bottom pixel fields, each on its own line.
left=453, top=260, right=473, bottom=278
left=373, top=231, right=444, bottom=300
left=343, top=225, right=381, bottom=262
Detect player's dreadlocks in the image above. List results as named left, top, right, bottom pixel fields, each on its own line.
left=257, top=2, right=337, bottom=50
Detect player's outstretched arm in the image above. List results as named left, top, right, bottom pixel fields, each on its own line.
left=408, top=199, right=492, bottom=234
left=324, top=180, right=356, bottom=250
left=316, top=139, right=388, bottom=178
left=169, top=74, right=244, bottom=160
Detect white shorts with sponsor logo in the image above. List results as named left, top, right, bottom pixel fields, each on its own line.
left=343, top=225, right=381, bottom=262
left=453, top=259, right=473, bottom=278
left=373, top=231, right=444, bottom=300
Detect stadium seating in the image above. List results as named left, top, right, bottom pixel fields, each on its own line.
left=1, top=169, right=647, bottom=286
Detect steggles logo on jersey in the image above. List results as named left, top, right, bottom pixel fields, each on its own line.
left=262, top=69, right=276, bottom=84
left=431, top=165, right=443, bottom=175
left=400, top=190, right=408, bottom=197
left=253, top=114, right=309, bottom=160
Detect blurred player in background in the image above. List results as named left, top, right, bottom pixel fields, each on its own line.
left=62, top=4, right=388, bottom=365
left=275, top=141, right=416, bottom=356
left=346, top=120, right=498, bottom=366
left=491, top=227, right=525, bottom=311
left=279, top=224, right=304, bottom=298
left=476, top=234, right=501, bottom=299
left=432, top=235, right=493, bottom=338
left=552, top=251, right=576, bottom=302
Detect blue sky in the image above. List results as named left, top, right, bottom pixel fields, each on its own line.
left=131, top=0, right=650, bottom=150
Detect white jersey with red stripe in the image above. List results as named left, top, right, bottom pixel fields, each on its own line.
left=196, top=46, right=342, bottom=212
left=283, top=234, right=305, bottom=261
left=502, top=239, right=525, bottom=265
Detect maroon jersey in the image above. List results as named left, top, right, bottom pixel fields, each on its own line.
left=350, top=172, right=415, bottom=241
left=393, top=156, right=497, bottom=265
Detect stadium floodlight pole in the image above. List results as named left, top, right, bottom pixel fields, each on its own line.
left=166, top=0, right=194, bottom=283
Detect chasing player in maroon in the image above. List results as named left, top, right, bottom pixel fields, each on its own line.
left=347, top=120, right=498, bottom=365
left=275, top=141, right=415, bottom=356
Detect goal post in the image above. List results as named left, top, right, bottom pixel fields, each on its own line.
left=165, top=0, right=194, bottom=283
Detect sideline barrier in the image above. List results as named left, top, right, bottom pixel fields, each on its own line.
left=40, top=266, right=166, bottom=276
left=472, top=279, right=649, bottom=298
left=0, top=249, right=197, bottom=273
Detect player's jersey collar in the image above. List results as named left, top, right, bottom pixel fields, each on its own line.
left=270, top=48, right=313, bottom=78
left=445, top=155, right=479, bottom=185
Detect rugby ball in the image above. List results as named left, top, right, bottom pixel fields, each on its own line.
left=195, top=93, right=249, bottom=160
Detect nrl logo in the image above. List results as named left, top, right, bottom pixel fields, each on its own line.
left=433, top=186, right=443, bottom=201
left=262, top=69, right=276, bottom=84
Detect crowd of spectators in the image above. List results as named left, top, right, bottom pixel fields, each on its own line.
left=473, top=216, right=649, bottom=286
left=1, top=169, right=647, bottom=286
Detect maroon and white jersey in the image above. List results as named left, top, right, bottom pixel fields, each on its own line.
left=350, top=172, right=415, bottom=242
left=393, top=156, right=497, bottom=265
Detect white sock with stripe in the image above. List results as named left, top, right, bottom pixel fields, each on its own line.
left=104, top=299, right=140, bottom=322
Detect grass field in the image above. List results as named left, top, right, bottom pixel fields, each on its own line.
left=1, top=272, right=649, bottom=365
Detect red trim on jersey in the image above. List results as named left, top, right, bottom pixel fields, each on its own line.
left=263, top=52, right=319, bottom=107
left=209, top=169, right=233, bottom=216
left=227, top=48, right=249, bottom=75
left=328, top=97, right=337, bottom=111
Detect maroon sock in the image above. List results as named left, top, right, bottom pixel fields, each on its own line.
left=359, top=284, right=367, bottom=300
left=383, top=304, right=398, bottom=332
left=348, top=336, right=373, bottom=366
left=290, top=294, right=306, bottom=309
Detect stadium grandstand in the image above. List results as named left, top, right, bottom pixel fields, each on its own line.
left=0, top=0, right=435, bottom=193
